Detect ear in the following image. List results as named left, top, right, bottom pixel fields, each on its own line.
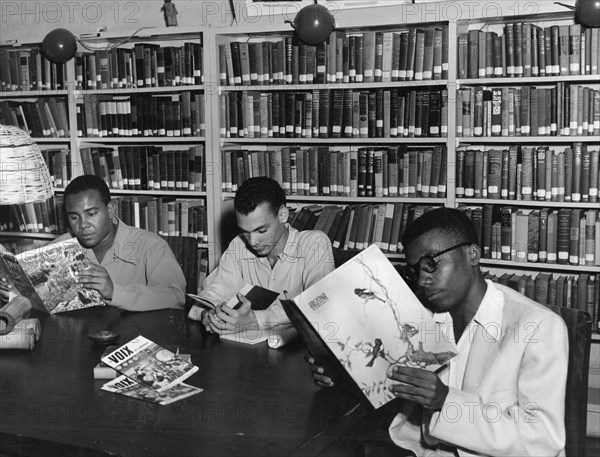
left=468, top=243, right=481, bottom=266
left=277, top=205, right=289, bottom=224
left=106, top=200, right=117, bottom=223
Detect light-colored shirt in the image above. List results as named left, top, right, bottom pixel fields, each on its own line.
left=189, top=225, right=335, bottom=330
left=57, top=219, right=186, bottom=312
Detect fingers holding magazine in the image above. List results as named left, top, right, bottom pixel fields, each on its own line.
left=76, top=263, right=114, bottom=300
left=304, top=353, right=335, bottom=387
left=387, top=366, right=449, bottom=411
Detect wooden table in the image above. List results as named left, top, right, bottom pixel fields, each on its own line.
left=0, top=307, right=363, bottom=457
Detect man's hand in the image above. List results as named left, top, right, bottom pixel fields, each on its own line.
left=206, top=293, right=258, bottom=335
left=387, top=366, right=448, bottom=411
left=305, top=353, right=334, bottom=387
left=76, top=264, right=114, bottom=300
left=0, top=276, right=13, bottom=303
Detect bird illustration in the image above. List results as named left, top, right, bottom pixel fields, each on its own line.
left=401, top=323, right=419, bottom=339
left=354, top=288, right=385, bottom=303
left=366, top=338, right=383, bottom=367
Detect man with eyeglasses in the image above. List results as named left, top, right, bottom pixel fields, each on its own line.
left=307, top=207, right=568, bottom=457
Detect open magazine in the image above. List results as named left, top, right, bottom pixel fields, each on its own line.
left=282, top=245, right=457, bottom=409
left=0, top=238, right=105, bottom=313
left=102, top=335, right=199, bottom=392
left=102, top=375, right=202, bottom=405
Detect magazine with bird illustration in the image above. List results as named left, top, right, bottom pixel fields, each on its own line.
left=282, top=244, right=457, bottom=409
left=1, top=238, right=105, bottom=313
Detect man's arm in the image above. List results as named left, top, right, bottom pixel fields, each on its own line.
left=110, top=243, right=186, bottom=312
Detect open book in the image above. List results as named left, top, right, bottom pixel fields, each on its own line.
left=0, top=239, right=105, bottom=313
left=282, top=245, right=457, bottom=409
left=101, top=335, right=198, bottom=392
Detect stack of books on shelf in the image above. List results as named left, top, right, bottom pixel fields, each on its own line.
left=289, top=202, right=439, bottom=255
left=219, top=26, right=449, bottom=86
left=112, top=196, right=207, bottom=240
left=2, top=198, right=66, bottom=235
left=220, top=88, right=447, bottom=139
left=456, top=84, right=600, bottom=138
left=221, top=145, right=446, bottom=198
left=77, top=145, right=205, bottom=192
left=74, top=42, right=203, bottom=90
left=78, top=92, right=205, bottom=138
left=0, top=98, right=70, bottom=138
left=457, top=206, right=599, bottom=267
left=40, top=148, right=72, bottom=188
left=0, top=48, right=67, bottom=91
left=459, top=22, right=599, bottom=79
left=484, top=271, right=598, bottom=333
left=455, top=143, right=599, bottom=202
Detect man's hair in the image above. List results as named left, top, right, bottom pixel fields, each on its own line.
left=64, top=174, right=111, bottom=206
left=234, top=177, right=286, bottom=216
left=402, top=207, right=479, bottom=248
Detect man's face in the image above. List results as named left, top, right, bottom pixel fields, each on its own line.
left=236, top=202, right=287, bottom=257
left=403, top=228, right=473, bottom=314
left=65, top=189, right=115, bottom=249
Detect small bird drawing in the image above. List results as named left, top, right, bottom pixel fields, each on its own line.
left=354, top=288, right=385, bottom=303
left=366, top=338, right=383, bottom=367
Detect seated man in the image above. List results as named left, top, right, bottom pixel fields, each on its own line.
left=188, top=176, right=335, bottom=335
left=55, top=174, right=186, bottom=311
left=308, top=207, right=568, bottom=456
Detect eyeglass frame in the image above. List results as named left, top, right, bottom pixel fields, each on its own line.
left=401, top=241, right=473, bottom=282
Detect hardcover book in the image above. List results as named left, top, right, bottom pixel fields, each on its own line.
left=282, top=245, right=457, bottom=409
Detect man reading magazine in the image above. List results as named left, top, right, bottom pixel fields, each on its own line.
left=307, top=207, right=568, bottom=456
left=188, top=177, right=335, bottom=336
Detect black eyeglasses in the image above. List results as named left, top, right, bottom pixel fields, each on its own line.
left=401, top=241, right=472, bottom=282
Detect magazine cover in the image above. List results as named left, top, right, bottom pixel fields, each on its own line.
left=0, top=252, right=44, bottom=311
left=102, top=336, right=199, bottom=392
left=102, top=375, right=202, bottom=405
left=290, top=245, right=457, bottom=408
left=15, top=238, right=105, bottom=313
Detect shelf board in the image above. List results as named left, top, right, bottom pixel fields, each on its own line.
left=457, top=199, right=595, bottom=208
left=31, top=137, right=71, bottom=143
left=220, top=80, right=448, bottom=91
left=480, top=259, right=599, bottom=273
left=53, top=188, right=207, bottom=197
left=78, top=137, right=205, bottom=143
left=221, top=137, right=446, bottom=145
left=75, top=85, right=204, bottom=95
left=221, top=192, right=446, bottom=203
left=0, top=232, right=58, bottom=240
left=0, top=90, right=69, bottom=98
left=458, top=75, right=600, bottom=85
left=458, top=136, right=600, bottom=143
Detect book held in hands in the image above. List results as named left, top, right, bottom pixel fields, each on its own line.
left=283, top=244, right=457, bottom=409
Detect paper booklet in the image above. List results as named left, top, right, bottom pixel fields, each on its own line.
left=282, top=245, right=457, bottom=409
left=187, top=283, right=280, bottom=311
left=102, top=335, right=199, bottom=392
left=0, top=238, right=105, bottom=314
left=102, top=375, right=202, bottom=405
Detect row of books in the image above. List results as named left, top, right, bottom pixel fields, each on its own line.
left=219, top=26, right=449, bottom=86
left=459, top=22, right=600, bottom=79
left=0, top=98, right=69, bottom=138
left=74, top=42, right=203, bottom=90
left=221, top=145, right=447, bottom=198
left=111, top=196, right=207, bottom=240
left=2, top=198, right=65, bottom=235
left=220, top=88, right=448, bottom=140
left=484, top=271, right=598, bottom=328
left=455, top=143, right=599, bottom=203
left=289, top=203, right=437, bottom=254
left=77, top=93, right=206, bottom=138
left=456, top=84, right=600, bottom=138
left=459, top=206, right=599, bottom=267
left=75, top=145, right=206, bottom=192
left=0, top=48, right=67, bottom=91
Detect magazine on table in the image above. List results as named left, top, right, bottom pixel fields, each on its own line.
left=282, top=245, right=457, bottom=409
left=0, top=238, right=105, bottom=313
left=102, top=336, right=198, bottom=392
left=102, top=375, right=202, bottom=405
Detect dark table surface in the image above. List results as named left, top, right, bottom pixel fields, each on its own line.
left=0, top=307, right=362, bottom=457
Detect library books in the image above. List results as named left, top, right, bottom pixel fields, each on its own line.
left=456, top=84, right=600, bottom=138
left=455, top=144, right=599, bottom=203
left=78, top=92, right=205, bottom=138
left=221, top=145, right=447, bottom=199
left=7, top=197, right=64, bottom=235
left=0, top=48, right=67, bottom=91
left=0, top=98, right=70, bottom=138
left=218, top=26, right=449, bottom=87
left=459, top=205, right=599, bottom=267
left=458, top=22, right=599, bottom=79
left=220, top=88, right=447, bottom=140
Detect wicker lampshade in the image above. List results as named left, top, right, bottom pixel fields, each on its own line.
left=0, top=124, right=54, bottom=205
